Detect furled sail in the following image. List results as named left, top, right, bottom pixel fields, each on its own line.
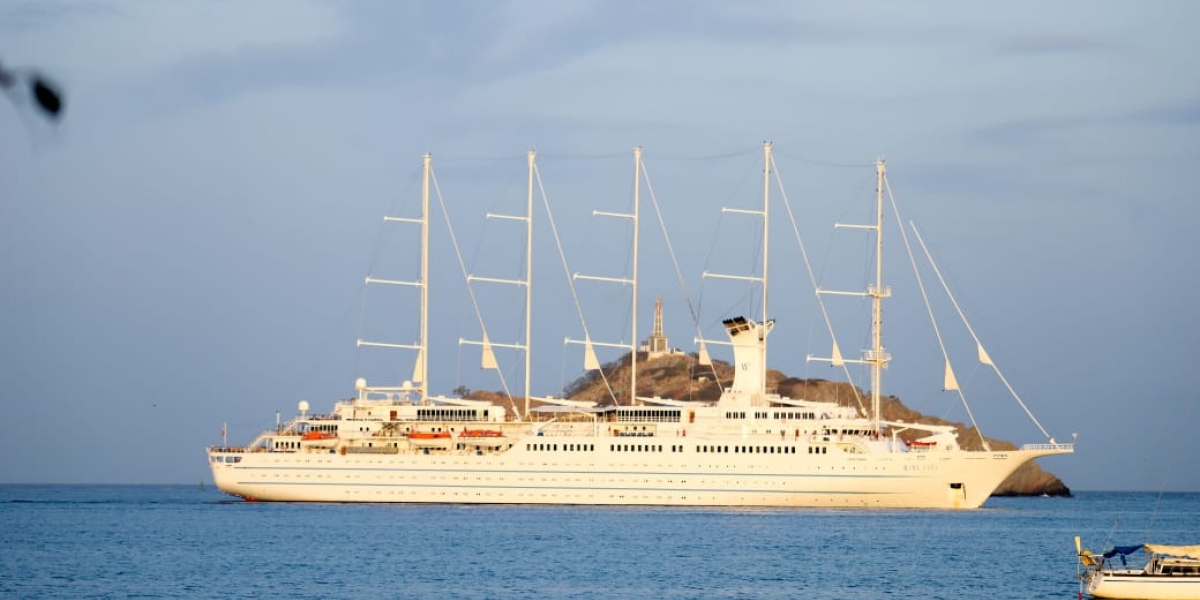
left=583, top=338, right=601, bottom=370
left=1145, top=544, right=1200, bottom=560
left=480, top=333, right=498, bottom=370
left=977, top=342, right=993, bottom=366
left=943, top=359, right=960, bottom=391
left=411, top=349, right=425, bottom=384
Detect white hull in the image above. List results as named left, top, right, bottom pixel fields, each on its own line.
left=1087, top=571, right=1200, bottom=600
left=209, top=439, right=1063, bottom=509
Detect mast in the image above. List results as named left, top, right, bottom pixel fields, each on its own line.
left=460, top=151, right=534, bottom=417
left=631, top=146, right=641, bottom=405
left=810, top=158, right=891, bottom=427
left=359, top=152, right=431, bottom=403
left=700, top=141, right=773, bottom=402
left=760, top=142, right=771, bottom=390
left=418, top=152, right=430, bottom=404
left=870, top=158, right=886, bottom=426
left=571, top=147, right=642, bottom=405
left=523, top=149, right=534, bottom=418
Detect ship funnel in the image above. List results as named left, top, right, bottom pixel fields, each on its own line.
left=719, top=317, right=772, bottom=406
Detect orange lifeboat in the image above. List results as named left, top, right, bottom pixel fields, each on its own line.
left=406, top=430, right=452, bottom=449
left=407, top=431, right=452, bottom=440
left=459, top=429, right=503, bottom=438
left=458, top=429, right=506, bottom=448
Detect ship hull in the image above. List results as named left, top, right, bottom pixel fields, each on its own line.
left=208, top=440, right=1064, bottom=509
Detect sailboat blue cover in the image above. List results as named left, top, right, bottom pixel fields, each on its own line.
left=1103, top=545, right=1144, bottom=565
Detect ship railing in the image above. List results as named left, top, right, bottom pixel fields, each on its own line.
left=538, top=422, right=592, bottom=436
left=1021, top=442, right=1075, bottom=452
left=241, top=425, right=300, bottom=452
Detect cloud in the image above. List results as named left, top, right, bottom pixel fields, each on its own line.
left=1126, top=99, right=1200, bottom=126
left=1, top=0, right=346, bottom=84
left=994, top=32, right=1110, bottom=56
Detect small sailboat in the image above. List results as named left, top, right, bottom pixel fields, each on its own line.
left=1076, top=537, right=1200, bottom=599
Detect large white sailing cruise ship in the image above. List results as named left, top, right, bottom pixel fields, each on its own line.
left=207, top=146, right=1074, bottom=509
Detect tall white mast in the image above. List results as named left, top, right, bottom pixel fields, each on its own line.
left=571, top=146, right=642, bottom=405
left=523, top=149, right=534, bottom=417
left=418, top=152, right=430, bottom=404
left=359, top=152, right=431, bottom=403
left=869, top=158, right=887, bottom=426
left=461, top=151, right=534, bottom=417
left=700, top=141, right=773, bottom=400
left=812, top=158, right=891, bottom=426
left=760, top=142, right=771, bottom=389
left=630, top=146, right=641, bottom=405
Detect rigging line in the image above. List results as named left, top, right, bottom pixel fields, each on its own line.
left=695, top=149, right=758, bottom=286
left=650, top=145, right=762, bottom=162
left=354, top=278, right=367, bottom=378
left=536, top=150, right=628, bottom=160
left=355, top=171, right=418, bottom=380
left=907, top=216, right=1055, bottom=442
left=429, top=169, right=517, bottom=413
left=640, top=160, right=720, bottom=383
left=1147, top=380, right=1196, bottom=536
left=883, top=178, right=988, bottom=449
left=432, top=152, right=541, bottom=163
left=459, top=165, right=524, bottom=394
left=693, top=154, right=761, bottom=374
left=771, top=149, right=874, bottom=169
left=533, top=164, right=620, bottom=405
left=769, top=154, right=867, bottom=416
left=1100, top=381, right=1196, bottom=548
left=289, top=285, right=366, bottom=407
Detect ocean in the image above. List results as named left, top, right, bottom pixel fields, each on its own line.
left=1, top=486, right=1196, bottom=600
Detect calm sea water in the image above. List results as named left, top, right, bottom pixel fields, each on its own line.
left=0, top=486, right=1196, bottom=600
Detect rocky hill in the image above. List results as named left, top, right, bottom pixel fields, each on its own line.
left=474, top=351, right=1070, bottom=497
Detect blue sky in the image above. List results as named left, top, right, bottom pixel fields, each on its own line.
left=1, top=1, right=1197, bottom=492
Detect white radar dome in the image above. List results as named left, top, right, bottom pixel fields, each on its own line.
left=298, top=400, right=310, bottom=413
left=355, top=377, right=367, bottom=391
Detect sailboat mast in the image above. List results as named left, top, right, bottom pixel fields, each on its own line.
left=418, top=152, right=431, bottom=404
left=870, top=158, right=885, bottom=426
left=631, top=146, right=641, bottom=406
left=761, top=142, right=771, bottom=393
left=524, top=150, right=535, bottom=419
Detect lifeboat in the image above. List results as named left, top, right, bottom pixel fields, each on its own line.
left=459, top=429, right=507, bottom=448
left=299, top=430, right=339, bottom=451
left=407, top=431, right=452, bottom=448
left=459, top=429, right=503, bottom=438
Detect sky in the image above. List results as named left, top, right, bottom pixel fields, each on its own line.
left=1, top=1, right=1197, bottom=492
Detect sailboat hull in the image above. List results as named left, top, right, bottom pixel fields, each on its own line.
left=1087, top=571, right=1200, bottom=600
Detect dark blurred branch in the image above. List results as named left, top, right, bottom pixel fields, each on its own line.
left=0, top=59, right=65, bottom=119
